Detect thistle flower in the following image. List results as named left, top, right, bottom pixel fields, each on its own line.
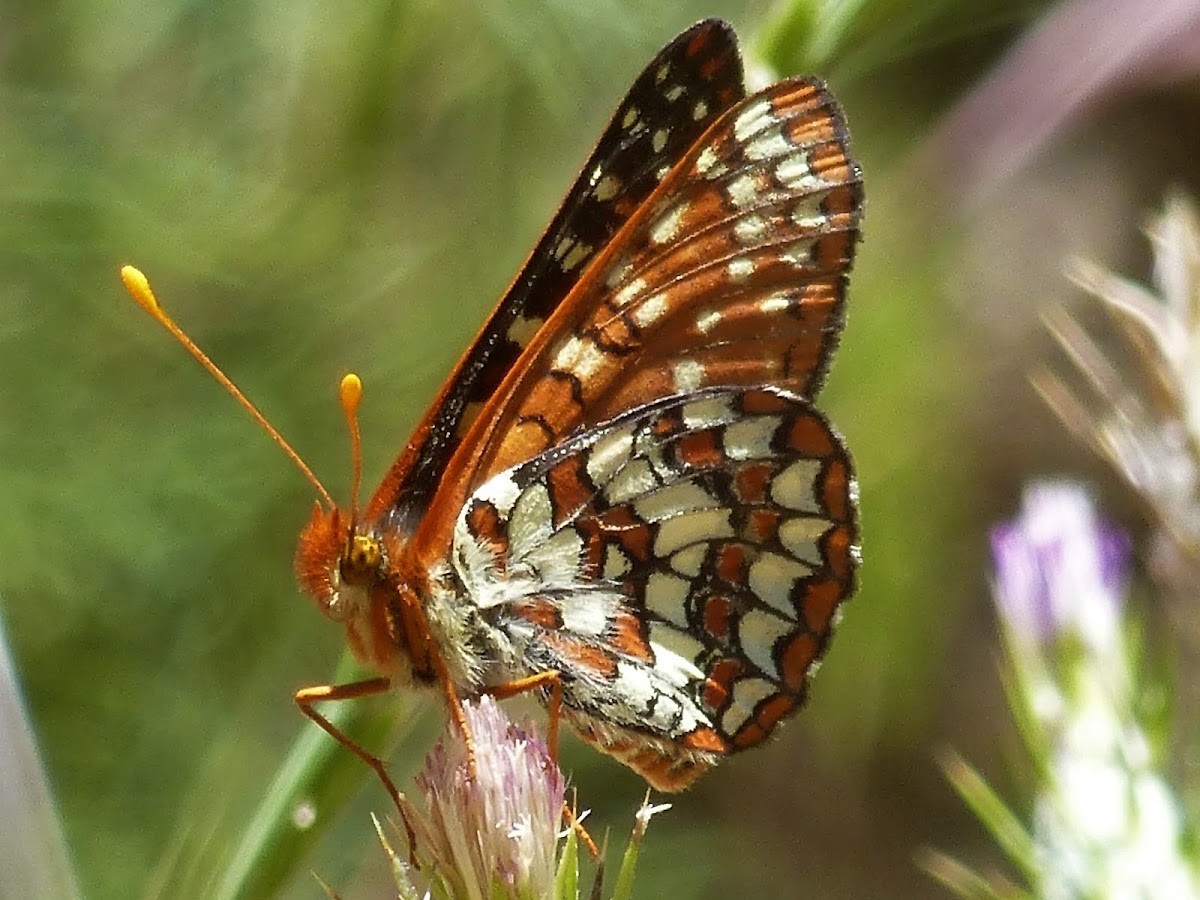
left=380, top=696, right=668, bottom=900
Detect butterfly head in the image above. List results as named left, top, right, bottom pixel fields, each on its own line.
left=294, top=503, right=388, bottom=623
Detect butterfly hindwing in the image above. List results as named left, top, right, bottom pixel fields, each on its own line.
left=450, top=385, right=857, bottom=787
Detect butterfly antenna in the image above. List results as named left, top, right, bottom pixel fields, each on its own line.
left=339, top=373, right=364, bottom=522
left=120, top=265, right=337, bottom=511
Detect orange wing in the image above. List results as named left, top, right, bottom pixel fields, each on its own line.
left=414, top=77, right=862, bottom=563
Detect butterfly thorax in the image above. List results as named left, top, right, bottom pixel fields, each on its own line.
left=294, top=502, right=493, bottom=693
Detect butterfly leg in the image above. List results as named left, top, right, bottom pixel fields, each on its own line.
left=294, top=677, right=419, bottom=865
left=481, top=671, right=599, bottom=858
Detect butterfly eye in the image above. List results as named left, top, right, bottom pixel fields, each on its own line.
left=340, top=533, right=384, bottom=586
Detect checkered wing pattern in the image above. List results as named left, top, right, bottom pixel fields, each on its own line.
left=366, top=21, right=745, bottom=532
left=452, top=386, right=856, bottom=789
left=412, top=73, right=861, bottom=557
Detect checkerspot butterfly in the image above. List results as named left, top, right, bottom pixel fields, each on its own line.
left=124, top=18, right=861, bottom=802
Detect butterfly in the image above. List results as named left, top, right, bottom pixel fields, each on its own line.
left=124, top=17, right=861, bottom=810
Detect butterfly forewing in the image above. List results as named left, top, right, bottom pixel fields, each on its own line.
left=366, top=20, right=746, bottom=532
left=451, top=386, right=856, bottom=787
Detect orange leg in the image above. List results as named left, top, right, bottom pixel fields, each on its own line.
left=294, top=677, right=418, bottom=863
left=480, top=671, right=598, bottom=858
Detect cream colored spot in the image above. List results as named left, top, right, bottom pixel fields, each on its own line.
left=649, top=202, right=688, bottom=245
left=645, top=571, right=691, bottom=627
left=734, top=214, right=768, bottom=246
left=724, top=415, right=781, bottom=460
left=738, top=609, right=793, bottom=678
left=692, top=98, right=709, bottom=121
left=652, top=129, right=669, bottom=153
left=648, top=625, right=706, bottom=677
left=559, top=587, right=609, bottom=635
left=622, top=106, right=640, bottom=130
left=792, top=195, right=826, bottom=229
left=776, top=152, right=819, bottom=191
left=614, top=276, right=646, bottom=308
left=721, top=677, right=776, bottom=733
left=695, top=309, right=722, bottom=333
left=605, top=457, right=658, bottom=505
left=780, top=239, right=815, bottom=267
left=586, top=426, right=634, bottom=486
left=553, top=236, right=574, bottom=260
left=506, top=315, right=544, bottom=348
left=694, top=145, right=725, bottom=178
left=634, top=481, right=717, bottom=523
left=779, top=516, right=832, bottom=568
left=670, top=544, right=707, bottom=578
left=682, top=395, right=735, bottom=429
left=553, top=335, right=606, bottom=380
left=760, top=292, right=792, bottom=314
left=748, top=551, right=812, bottom=619
left=673, top=359, right=705, bottom=392
left=655, top=508, right=734, bottom=556
left=771, top=459, right=822, bottom=513
left=655, top=63, right=671, bottom=84
left=593, top=174, right=621, bottom=202
left=632, top=292, right=669, bottom=328
left=665, top=84, right=684, bottom=102
left=509, top=483, right=553, bottom=558
left=561, top=241, right=591, bottom=273
left=474, top=471, right=522, bottom=515
left=727, top=173, right=760, bottom=210
left=734, top=98, right=773, bottom=141
left=745, top=129, right=791, bottom=161
left=727, top=258, right=755, bottom=282
left=603, top=544, right=633, bottom=579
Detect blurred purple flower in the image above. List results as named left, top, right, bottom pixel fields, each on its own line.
left=990, top=482, right=1130, bottom=645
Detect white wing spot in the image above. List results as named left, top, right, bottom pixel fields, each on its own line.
left=670, top=544, right=707, bottom=578
left=672, top=359, right=705, bottom=392
left=645, top=571, right=691, bottom=628
left=586, top=426, right=634, bottom=486
left=622, top=106, right=641, bottom=130
left=771, top=459, right=822, bottom=513
left=634, top=480, right=718, bottom=523
left=691, top=98, right=709, bottom=121
left=693, top=145, right=726, bottom=179
left=727, top=258, right=755, bottom=282
left=605, top=457, right=658, bottom=505
left=724, top=415, right=781, bottom=460
left=509, top=482, right=554, bottom=558
left=649, top=202, right=688, bottom=245
left=733, top=99, right=774, bottom=141
left=776, top=152, right=819, bottom=191
left=614, top=276, right=646, bottom=308
left=748, top=551, right=812, bottom=619
left=665, top=84, right=685, bottom=102
left=682, top=395, right=735, bottom=429
left=655, top=508, right=734, bottom=556
left=738, top=609, right=792, bottom=678
left=745, top=129, right=791, bottom=161
left=655, top=63, right=671, bottom=84
left=695, top=309, right=722, bottom=333
left=652, top=129, right=669, bottom=153
left=632, top=292, right=669, bottom=328
left=721, top=677, right=776, bottom=735
left=760, top=292, right=792, bottom=314
left=603, top=544, right=633, bottom=579
left=734, top=215, right=768, bottom=246
left=727, top=173, right=760, bottom=210
left=778, top=516, right=831, bottom=568
left=792, top=195, right=827, bottom=229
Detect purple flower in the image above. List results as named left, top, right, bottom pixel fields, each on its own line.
left=990, top=482, right=1130, bottom=646
left=399, top=696, right=567, bottom=900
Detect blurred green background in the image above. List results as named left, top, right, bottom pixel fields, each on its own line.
left=4, top=0, right=1199, bottom=897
